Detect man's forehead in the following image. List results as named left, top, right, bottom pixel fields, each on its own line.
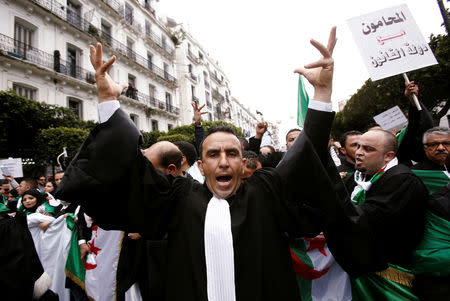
left=287, top=131, right=300, bottom=140
left=360, top=131, right=383, bottom=145
left=427, top=133, right=450, bottom=141
left=203, top=132, right=241, bottom=150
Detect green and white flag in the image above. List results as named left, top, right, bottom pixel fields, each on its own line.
left=412, top=169, right=450, bottom=194
left=297, top=75, right=310, bottom=128
left=290, top=234, right=351, bottom=301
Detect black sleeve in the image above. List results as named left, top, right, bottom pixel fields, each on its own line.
left=248, top=137, right=262, bottom=154
left=397, top=101, right=434, bottom=165
left=55, top=108, right=181, bottom=238
left=194, top=125, right=205, bottom=155
left=324, top=170, right=428, bottom=277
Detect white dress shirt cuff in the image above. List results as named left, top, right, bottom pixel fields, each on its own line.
left=98, top=100, right=120, bottom=123
left=308, top=99, right=333, bottom=112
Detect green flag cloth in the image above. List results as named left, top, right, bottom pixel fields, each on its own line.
left=412, top=210, right=450, bottom=276
left=0, top=202, right=9, bottom=213
left=65, top=213, right=86, bottom=290
left=352, top=167, right=387, bottom=205
left=297, top=75, right=310, bottom=128
left=44, top=202, right=55, bottom=214
left=290, top=239, right=314, bottom=301
left=351, top=270, right=418, bottom=301
left=396, top=125, right=408, bottom=146
left=412, top=170, right=450, bottom=195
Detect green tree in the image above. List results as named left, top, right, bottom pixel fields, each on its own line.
left=332, top=34, right=450, bottom=138
left=0, top=90, right=96, bottom=159
left=35, top=127, right=89, bottom=169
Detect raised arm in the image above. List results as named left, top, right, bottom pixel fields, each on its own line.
left=192, top=101, right=206, bottom=154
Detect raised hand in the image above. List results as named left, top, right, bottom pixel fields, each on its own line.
left=89, top=43, right=127, bottom=103
left=191, top=101, right=207, bottom=126
left=255, top=122, right=268, bottom=139
left=404, top=81, right=419, bottom=105
left=294, top=26, right=337, bottom=103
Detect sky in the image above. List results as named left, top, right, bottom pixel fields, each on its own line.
left=157, top=0, right=447, bottom=144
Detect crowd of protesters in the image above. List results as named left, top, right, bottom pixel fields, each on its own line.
left=1, top=27, right=449, bottom=301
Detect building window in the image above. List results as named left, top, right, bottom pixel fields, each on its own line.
left=101, top=21, right=112, bottom=44
left=125, top=3, right=133, bottom=25
left=67, top=45, right=81, bottom=79
left=165, top=92, right=172, bottom=112
left=13, top=83, right=37, bottom=100
left=168, top=124, right=173, bottom=130
left=198, top=52, right=203, bottom=60
left=126, top=38, right=135, bottom=60
left=145, top=20, right=151, bottom=36
left=162, top=35, right=167, bottom=50
left=126, top=74, right=137, bottom=100
left=130, top=114, right=139, bottom=128
left=191, top=85, right=196, bottom=99
left=163, top=63, right=169, bottom=80
left=14, top=19, right=35, bottom=57
left=67, top=0, right=81, bottom=27
left=68, top=97, right=82, bottom=118
left=151, top=120, right=158, bottom=131
left=147, top=52, right=153, bottom=70
left=208, top=113, right=212, bottom=121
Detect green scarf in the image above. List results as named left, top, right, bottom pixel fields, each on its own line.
left=352, top=167, right=387, bottom=205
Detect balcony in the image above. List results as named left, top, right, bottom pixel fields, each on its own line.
left=144, top=1, right=156, bottom=16
left=0, top=33, right=95, bottom=85
left=212, top=88, right=225, bottom=102
left=187, top=49, right=200, bottom=64
left=189, top=72, right=197, bottom=82
left=122, top=90, right=179, bottom=116
left=210, top=72, right=223, bottom=85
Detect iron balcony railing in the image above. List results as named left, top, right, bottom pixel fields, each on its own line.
left=144, top=1, right=156, bottom=16
left=0, top=33, right=95, bottom=85
left=212, top=88, right=225, bottom=102
left=187, top=49, right=199, bottom=62
left=124, top=91, right=179, bottom=115
left=28, top=0, right=175, bottom=58
left=210, top=72, right=223, bottom=84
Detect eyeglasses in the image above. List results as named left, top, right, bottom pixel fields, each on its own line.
left=424, top=141, right=450, bottom=148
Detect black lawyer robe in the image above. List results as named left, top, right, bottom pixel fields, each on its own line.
left=56, top=107, right=339, bottom=301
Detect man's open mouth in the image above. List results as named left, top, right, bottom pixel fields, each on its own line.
left=216, top=175, right=232, bottom=182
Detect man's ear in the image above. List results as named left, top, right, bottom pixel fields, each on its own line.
left=167, top=164, right=178, bottom=177
left=384, top=151, right=395, bottom=162
left=197, top=160, right=205, bottom=176
left=340, top=147, right=347, bottom=155
left=241, top=158, right=247, bottom=174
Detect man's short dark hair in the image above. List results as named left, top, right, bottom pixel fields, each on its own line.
left=285, top=128, right=301, bottom=140
left=21, top=178, right=37, bottom=190
left=199, top=126, right=241, bottom=159
left=243, top=151, right=260, bottom=169
left=340, top=130, right=362, bottom=148
left=160, top=148, right=183, bottom=170
left=173, top=141, right=198, bottom=166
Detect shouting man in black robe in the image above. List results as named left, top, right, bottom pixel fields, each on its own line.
left=56, top=27, right=339, bottom=301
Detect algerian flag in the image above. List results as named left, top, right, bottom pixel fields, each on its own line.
left=412, top=169, right=450, bottom=194
left=290, top=234, right=351, bottom=301
left=297, top=75, right=310, bottom=127
left=65, top=213, right=87, bottom=292
left=396, top=126, right=408, bottom=146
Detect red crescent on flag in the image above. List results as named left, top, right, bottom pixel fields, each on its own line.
left=84, top=262, right=97, bottom=270
left=290, top=249, right=330, bottom=280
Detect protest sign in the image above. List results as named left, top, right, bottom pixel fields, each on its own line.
left=0, top=157, right=23, bottom=179
left=347, top=4, right=438, bottom=81
left=373, top=106, right=408, bottom=131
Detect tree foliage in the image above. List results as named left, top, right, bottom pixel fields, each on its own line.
left=35, top=127, right=89, bottom=167
left=332, top=34, right=450, bottom=138
left=157, top=134, right=191, bottom=143
left=0, top=90, right=96, bottom=158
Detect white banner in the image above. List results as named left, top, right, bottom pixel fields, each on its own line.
left=28, top=214, right=72, bottom=301
left=373, top=105, right=408, bottom=131
left=0, top=157, right=23, bottom=179
left=347, top=4, right=438, bottom=81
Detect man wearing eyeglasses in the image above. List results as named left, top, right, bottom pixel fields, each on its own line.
left=413, top=127, right=450, bottom=171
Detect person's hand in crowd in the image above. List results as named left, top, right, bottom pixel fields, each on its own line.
left=2, top=174, right=14, bottom=182
left=89, top=43, right=127, bottom=103
left=404, top=81, right=419, bottom=106
left=294, top=26, right=337, bottom=103
left=128, top=233, right=142, bottom=240
left=39, top=221, right=51, bottom=232
left=339, top=172, right=347, bottom=179
left=192, top=101, right=207, bottom=126
left=80, top=243, right=90, bottom=260
left=43, top=211, right=52, bottom=217
left=255, top=122, right=268, bottom=140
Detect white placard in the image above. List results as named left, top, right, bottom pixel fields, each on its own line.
left=347, top=4, right=438, bottom=81
left=373, top=106, right=408, bottom=131
left=0, top=158, right=23, bottom=179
